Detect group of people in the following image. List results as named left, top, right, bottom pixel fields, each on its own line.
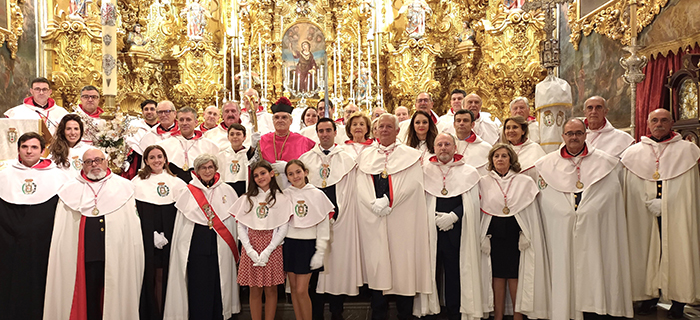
left=1, top=78, right=700, bottom=320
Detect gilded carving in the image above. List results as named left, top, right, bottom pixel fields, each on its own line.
left=0, top=0, right=25, bottom=59
left=567, top=0, right=669, bottom=50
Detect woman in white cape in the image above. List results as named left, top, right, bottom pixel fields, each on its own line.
left=163, top=154, right=240, bottom=320
left=479, top=143, right=549, bottom=320
left=500, top=116, right=545, bottom=182
left=48, top=114, right=92, bottom=178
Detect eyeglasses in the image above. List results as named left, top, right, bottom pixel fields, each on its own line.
left=563, top=131, right=585, bottom=137
left=83, top=158, right=104, bottom=166
left=32, top=88, right=51, bottom=93
left=157, top=110, right=174, bottom=115
left=81, top=95, right=100, bottom=100
left=417, top=98, right=431, bottom=103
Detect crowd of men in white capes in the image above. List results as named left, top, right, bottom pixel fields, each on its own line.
left=1, top=77, right=700, bottom=320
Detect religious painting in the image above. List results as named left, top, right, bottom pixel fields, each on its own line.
left=559, top=4, right=631, bottom=128
left=0, top=0, right=8, bottom=31
left=0, top=0, right=35, bottom=112
left=282, top=22, right=326, bottom=99
left=504, top=0, right=525, bottom=10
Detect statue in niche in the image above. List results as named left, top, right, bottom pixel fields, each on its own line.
left=400, top=0, right=432, bottom=39
left=181, top=0, right=210, bottom=40
left=289, top=41, right=317, bottom=92
left=455, top=21, right=477, bottom=47
left=234, top=64, right=260, bottom=91
left=356, top=62, right=372, bottom=102
left=504, top=0, right=525, bottom=9
left=127, top=23, right=150, bottom=48
left=69, top=0, right=89, bottom=19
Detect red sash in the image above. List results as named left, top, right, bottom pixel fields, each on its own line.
left=187, top=184, right=240, bottom=263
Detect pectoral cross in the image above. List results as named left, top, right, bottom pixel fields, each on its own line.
left=522, top=0, right=572, bottom=75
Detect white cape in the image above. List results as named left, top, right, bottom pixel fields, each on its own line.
left=586, top=119, right=634, bottom=158
left=164, top=177, right=240, bottom=319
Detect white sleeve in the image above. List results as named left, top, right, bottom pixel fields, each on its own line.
left=264, top=222, right=289, bottom=252
left=314, top=217, right=330, bottom=253
left=237, top=224, right=256, bottom=255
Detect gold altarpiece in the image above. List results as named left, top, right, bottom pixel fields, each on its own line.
left=38, top=0, right=551, bottom=120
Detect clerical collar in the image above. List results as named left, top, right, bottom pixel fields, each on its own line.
left=33, top=98, right=49, bottom=109
left=650, top=133, right=673, bottom=143
left=160, top=123, right=176, bottom=131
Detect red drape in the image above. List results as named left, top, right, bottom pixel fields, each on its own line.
left=635, top=43, right=700, bottom=141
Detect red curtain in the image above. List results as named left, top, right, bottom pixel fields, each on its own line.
left=635, top=43, right=700, bottom=141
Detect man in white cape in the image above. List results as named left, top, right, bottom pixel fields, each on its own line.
left=139, top=100, right=180, bottom=152
left=620, top=108, right=700, bottom=319
left=534, top=119, right=633, bottom=319
left=163, top=154, right=240, bottom=320
left=204, top=100, right=257, bottom=151
left=454, top=109, right=492, bottom=176
left=463, top=93, right=499, bottom=145
left=5, top=77, right=69, bottom=135
left=583, top=96, right=634, bottom=157
left=417, top=132, right=483, bottom=320
left=0, top=133, right=70, bottom=320
left=355, top=113, right=433, bottom=320
left=157, top=107, right=219, bottom=183
left=299, top=117, right=361, bottom=320
left=43, top=148, right=144, bottom=320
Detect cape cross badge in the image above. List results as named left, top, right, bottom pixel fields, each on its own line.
left=537, top=175, right=548, bottom=190
left=71, top=156, right=83, bottom=170
left=157, top=182, right=170, bottom=197
left=256, top=202, right=269, bottom=219
left=294, top=200, right=309, bottom=218
left=319, top=165, right=331, bottom=181
left=7, top=128, right=18, bottom=143
left=203, top=203, right=215, bottom=229
left=22, top=179, right=37, bottom=195
left=543, top=110, right=554, bottom=127
left=230, top=160, right=241, bottom=174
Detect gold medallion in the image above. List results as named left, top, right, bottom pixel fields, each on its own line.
left=503, top=206, right=510, bottom=214
left=183, top=163, right=189, bottom=171
left=322, top=180, right=327, bottom=188
left=207, top=219, right=214, bottom=230
left=653, top=171, right=660, bottom=180
left=381, top=170, right=388, bottom=179
left=92, top=207, right=99, bottom=216
left=273, top=170, right=279, bottom=177
left=441, top=187, right=448, bottom=195
left=576, top=181, right=584, bottom=189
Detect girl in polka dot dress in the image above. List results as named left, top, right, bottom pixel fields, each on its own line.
left=229, top=161, right=292, bottom=320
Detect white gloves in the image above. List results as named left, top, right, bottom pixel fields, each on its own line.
left=435, top=212, right=458, bottom=232
left=371, top=195, right=392, bottom=217
left=251, top=132, right=262, bottom=147
left=646, top=199, right=662, bottom=217
left=518, top=232, right=531, bottom=251
left=481, top=235, right=492, bottom=254
left=153, top=231, right=168, bottom=249
left=310, top=252, right=324, bottom=270
left=255, top=247, right=274, bottom=267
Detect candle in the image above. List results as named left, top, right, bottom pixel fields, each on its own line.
left=333, top=42, right=337, bottom=98
left=223, top=35, right=227, bottom=95
left=258, top=36, right=262, bottom=87
left=367, top=41, right=371, bottom=103
left=280, top=16, right=284, bottom=39
left=264, top=44, right=268, bottom=98
left=350, top=44, right=354, bottom=100
left=248, top=45, right=252, bottom=90
left=231, top=40, right=235, bottom=100
left=337, top=31, right=342, bottom=97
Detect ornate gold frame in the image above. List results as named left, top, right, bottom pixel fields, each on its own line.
left=567, top=0, right=668, bottom=50
left=0, top=0, right=24, bottom=59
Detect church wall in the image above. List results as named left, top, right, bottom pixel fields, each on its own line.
left=0, top=1, right=37, bottom=114
left=558, top=4, right=631, bottom=128
left=638, top=0, right=700, bottom=58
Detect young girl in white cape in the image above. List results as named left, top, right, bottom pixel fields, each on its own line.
left=229, top=161, right=292, bottom=320
left=283, top=160, right=333, bottom=320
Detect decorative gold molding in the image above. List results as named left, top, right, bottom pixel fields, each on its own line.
left=0, top=0, right=25, bottom=59
left=639, top=32, right=700, bottom=60
left=567, top=0, right=668, bottom=50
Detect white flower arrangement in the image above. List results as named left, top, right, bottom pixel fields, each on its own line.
left=73, top=107, right=138, bottom=172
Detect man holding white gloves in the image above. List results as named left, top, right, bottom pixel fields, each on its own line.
left=356, top=114, right=434, bottom=320
left=418, top=133, right=483, bottom=320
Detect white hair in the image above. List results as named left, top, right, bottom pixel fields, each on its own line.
left=193, top=153, right=218, bottom=171
left=377, top=113, right=399, bottom=128
left=509, top=97, right=529, bottom=109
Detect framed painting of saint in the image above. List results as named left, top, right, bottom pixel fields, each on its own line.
left=281, top=22, right=326, bottom=98
left=0, top=0, right=8, bottom=32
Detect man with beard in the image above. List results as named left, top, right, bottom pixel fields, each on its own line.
left=44, top=148, right=144, bottom=320
left=356, top=113, right=433, bottom=320
left=299, top=118, right=360, bottom=320
left=158, top=107, right=219, bottom=183
left=139, top=100, right=180, bottom=152
left=5, top=77, right=69, bottom=135
left=127, top=99, right=160, bottom=155
left=416, top=132, right=483, bottom=320
left=0, top=132, right=69, bottom=320
left=196, top=105, right=220, bottom=132
left=621, top=109, right=700, bottom=319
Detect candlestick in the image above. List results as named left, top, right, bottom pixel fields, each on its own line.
left=264, top=44, right=268, bottom=99
left=100, top=0, right=117, bottom=120
left=350, top=44, right=354, bottom=100
left=333, top=42, right=337, bottom=98
left=258, top=36, right=262, bottom=88
left=223, top=35, right=227, bottom=95
left=248, top=45, right=252, bottom=90
left=367, top=41, right=371, bottom=104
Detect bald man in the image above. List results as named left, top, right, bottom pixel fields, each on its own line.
left=338, top=103, right=359, bottom=125
left=621, top=109, right=700, bottom=319
left=583, top=96, right=634, bottom=158
left=196, top=105, right=220, bottom=132
left=394, top=106, right=410, bottom=123
left=463, top=93, right=499, bottom=145
left=508, top=97, right=540, bottom=143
